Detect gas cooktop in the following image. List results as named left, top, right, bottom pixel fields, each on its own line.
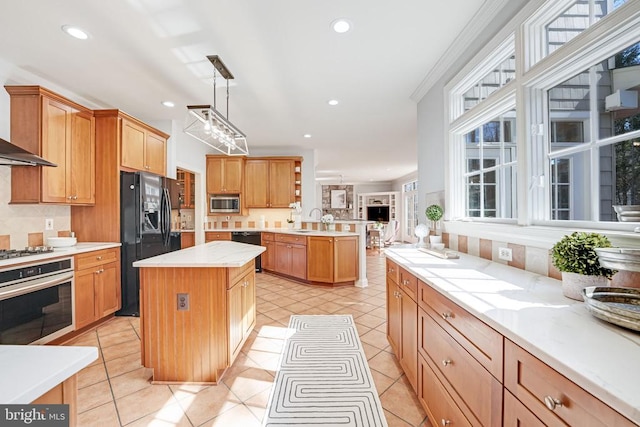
left=0, top=247, right=55, bottom=260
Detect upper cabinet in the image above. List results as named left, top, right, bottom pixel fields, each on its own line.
left=177, top=169, right=196, bottom=209
left=6, top=86, right=95, bottom=205
left=245, top=157, right=300, bottom=208
left=120, top=117, right=167, bottom=176
left=206, top=156, right=244, bottom=194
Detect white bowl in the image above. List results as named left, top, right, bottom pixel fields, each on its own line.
left=47, top=237, right=77, bottom=247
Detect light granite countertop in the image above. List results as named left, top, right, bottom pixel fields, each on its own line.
left=1, top=345, right=98, bottom=403
left=0, top=242, right=121, bottom=269
left=175, top=228, right=360, bottom=237
left=384, top=245, right=640, bottom=424
left=133, top=240, right=265, bottom=268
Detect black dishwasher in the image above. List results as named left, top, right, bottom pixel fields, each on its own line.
left=231, top=231, right=262, bottom=272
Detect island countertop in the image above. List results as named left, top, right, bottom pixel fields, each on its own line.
left=132, top=240, right=265, bottom=268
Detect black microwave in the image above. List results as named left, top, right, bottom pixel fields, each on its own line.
left=210, top=195, right=240, bottom=213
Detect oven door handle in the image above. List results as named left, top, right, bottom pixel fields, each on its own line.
left=0, top=272, right=74, bottom=301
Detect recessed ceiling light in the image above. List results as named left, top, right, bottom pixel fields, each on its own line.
left=303, top=134, right=312, bottom=138
left=162, top=101, right=175, bottom=108
left=331, top=18, right=351, bottom=33
left=61, top=25, right=89, bottom=40
left=328, top=99, right=339, bottom=106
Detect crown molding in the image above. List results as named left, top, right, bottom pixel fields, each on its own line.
left=410, top=0, right=516, bottom=102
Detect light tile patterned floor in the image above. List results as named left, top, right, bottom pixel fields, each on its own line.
left=66, top=250, right=428, bottom=426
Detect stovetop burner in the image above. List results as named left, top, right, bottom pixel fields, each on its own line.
left=0, top=246, right=55, bottom=260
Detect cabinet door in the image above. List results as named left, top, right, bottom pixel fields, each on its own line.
left=504, top=391, right=545, bottom=427
left=244, top=159, right=269, bottom=207
left=206, top=157, right=223, bottom=194
left=145, top=132, right=166, bottom=176
left=306, top=237, right=334, bottom=282
left=69, top=111, right=95, bottom=204
left=241, top=272, right=256, bottom=336
left=223, top=158, right=244, bottom=193
left=400, top=288, right=418, bottom=392
left=386, top=280, right=401, bottom=357
left=290, top=244, right=307, bottom=280
left=181, top=233, right=195, bottom=248
left=275, top=242, right=291, bottom=275
left=41, top=97, right=70, bottom=203
left=228, top=282, right=243, bottom=360
left=121, top=119, right=146, bottom=171
left=334, top=237, right=358, bottom=282
left=262, top=240, right=275, bottom=270
left=187, top=172, right=196, bottom=208
left=96, top=262, right=120, bottom=318
left=74, top=268, right=96, bottom=329
left=268, top=160, right=295, bottom=207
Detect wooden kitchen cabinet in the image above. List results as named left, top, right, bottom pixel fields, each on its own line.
left=307, top=236, right=358, bottom=284
left=386, top=260, right=417, bottom=391
left=228, top=265, right=256, bottom=362
left=206, top=155, right=244, bottom=194
left=205, top=231, right=231, bottom=242
left=181, top=232, right=195, bottom=248
left=74, top=248, right=121, bottom=330
left=6, top=86, right=95, bottom=205
left=261, top=232, right=276, bottom=271
left=504, top=339, right=637, bottom=427
left=121, top=117, right=167, bottom=176
left=177, top=170, right=196, bottom=208
left=274, top=233, right=307, bottom=280
left=244, top=157, right=298, bottom=208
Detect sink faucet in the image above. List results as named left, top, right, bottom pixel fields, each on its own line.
left=309, top=208, right=322, bottom=220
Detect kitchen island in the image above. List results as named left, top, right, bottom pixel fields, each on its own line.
left=133, top=241, right=265, bottom=384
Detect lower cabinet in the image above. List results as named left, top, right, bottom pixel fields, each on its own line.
left=205, top=231, right=231, bottom=242
left=274, top=233, right=307, bottom=280
left=228, top=268, right=256, bottom=362
left=261, top=233, right=276, bottom=270
left=307, top=236, right=358, bottom=284
left=503, top=390, right=545, bottom=427
left=181, top=232, right=195, bottom=248
left=74, top=248, right=120, bottom=330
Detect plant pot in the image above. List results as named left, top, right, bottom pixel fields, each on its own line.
left=429, top=235, right=442, bottom=245
left=561, top=272, right=609, bottom=301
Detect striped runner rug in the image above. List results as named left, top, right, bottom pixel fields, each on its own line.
left=263, top=314, right=388, bottom=426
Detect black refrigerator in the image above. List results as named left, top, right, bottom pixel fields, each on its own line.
left=118, top=171, right=174, bottom=316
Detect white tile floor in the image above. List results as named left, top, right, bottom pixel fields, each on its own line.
left=66, top=250, right=428, bottom=426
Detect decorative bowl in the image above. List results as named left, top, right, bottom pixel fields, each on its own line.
left=613, top=205, right=640, bottom=222
left=47, top=237, right=77, bottom=247
left=595, top=248, right=640, bottom=273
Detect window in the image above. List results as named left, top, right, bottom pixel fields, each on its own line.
left=463, top=112, right=517, bottom=219
left=402, top=180, right=418, bottom=242
left=546, top=39, right=640, bottom=221
left=463, top=55, right=516, bottom=112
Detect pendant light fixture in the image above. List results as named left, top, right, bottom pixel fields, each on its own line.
left=184, top=55, right=248, bottom=156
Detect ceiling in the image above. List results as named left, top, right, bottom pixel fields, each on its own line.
left=0, top=0, right=486, bottom=184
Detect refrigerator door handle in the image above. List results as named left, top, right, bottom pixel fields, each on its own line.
left=162, top=187, right=171, bottom=247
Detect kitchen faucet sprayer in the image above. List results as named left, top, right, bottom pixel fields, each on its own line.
left=309, top=208, right=322, bottom=220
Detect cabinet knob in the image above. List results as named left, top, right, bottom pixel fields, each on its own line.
left=441, top=420, right=451, bottom=426
left=67, top=195, right=73, bottom=200
left=442, top=359, right=453, bottom=367
left=402, top=279, right=409, bottom=285
left=441, top=312, right=453, bottom=320
left=96, top=256, right=102, bottom=260
left=95, top=268, right=104, bottom=274
left=72, top=195, right=78, bottom=200
left=544, top=396, right=563, bottom=411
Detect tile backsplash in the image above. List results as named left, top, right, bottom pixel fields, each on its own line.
left=0, top=168, right=70, bottom=249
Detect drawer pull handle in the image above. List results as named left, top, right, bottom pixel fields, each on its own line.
left=442, top=359, right=452, bottom=367
left=95, top=268, right=104, bottom=274
left=402, top=279, right=409, bottom=285
left=96, top=256, right=102, bottom=260
left=441, top=420, right=451, bottom=426
left=544, top=396, right=563, bottom=411
left=441, top=312, right=453, bottom=320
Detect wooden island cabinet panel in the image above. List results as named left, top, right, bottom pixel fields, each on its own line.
left=139, top=260, right=256, bottom=384
left=6, top=85, right=95, bottom=205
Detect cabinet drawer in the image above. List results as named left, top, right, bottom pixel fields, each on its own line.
left=205, top=231, right=231, bottom=241
left=504, top=339, right=636, bottom=427
left=386, top=259, right=399, bottom=284
left=398, top=266, right=417, bottom=301
left=75, top=248, right=118, bottom=271
left=261, top=232, right=274, bottom=242
left=503, top=390, right=545, bottom=427
left=419, top=307, right=502, bottom=427
left=418, top=353, right=473, bottom=427
left=418, top=280, right=503, bottom=381
left=275, top=233, right=307, bottom=245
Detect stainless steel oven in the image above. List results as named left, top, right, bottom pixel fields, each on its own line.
left=0, top=257, right=74, bottom=344
left=210, top=195, right=240, bottom=214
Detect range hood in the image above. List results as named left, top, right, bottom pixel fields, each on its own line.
left=0, top=137, right=56, bottom=167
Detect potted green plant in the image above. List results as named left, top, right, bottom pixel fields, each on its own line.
left=425, top=204, right=444, bottom=244
left=551, top=231, right=615, bottom=300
